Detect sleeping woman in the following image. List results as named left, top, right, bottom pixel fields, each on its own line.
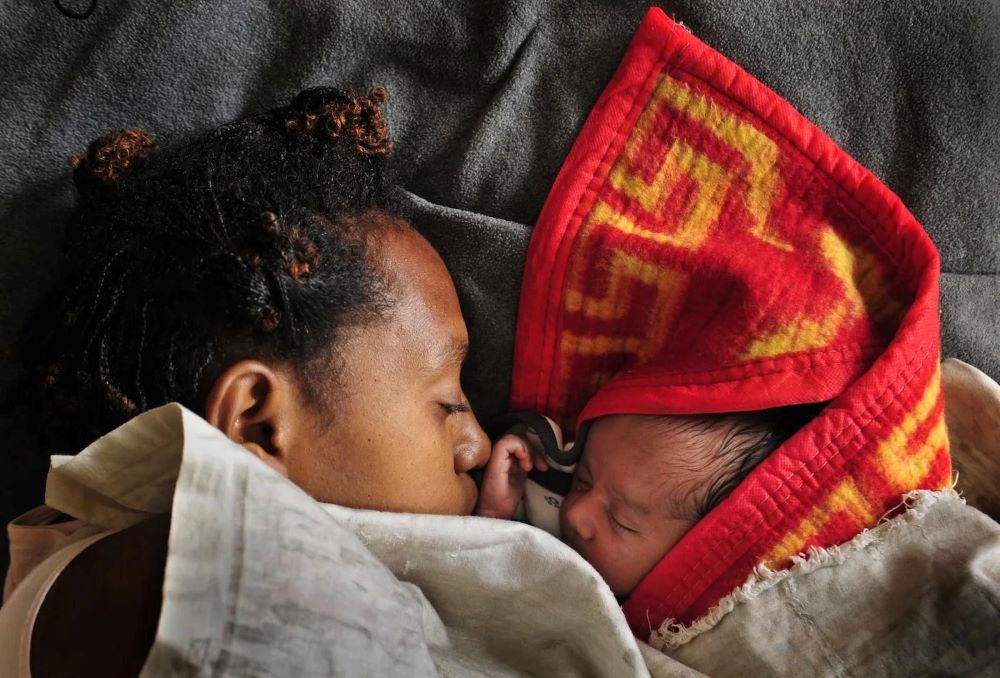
left=1, top=86, right=499, bottom=674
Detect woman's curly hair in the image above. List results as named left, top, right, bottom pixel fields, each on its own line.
left=21, top=86, right=401, bottom=454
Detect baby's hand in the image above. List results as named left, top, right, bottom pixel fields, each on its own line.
left=475, top=433, right=549, bottom=519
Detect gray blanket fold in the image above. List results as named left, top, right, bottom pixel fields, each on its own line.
left=1, top=0, right=997, bottom=578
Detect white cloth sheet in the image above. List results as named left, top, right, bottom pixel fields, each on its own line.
left=6, top=402, right=995, bottom=676
left=43, top=404, right=679, bottom=677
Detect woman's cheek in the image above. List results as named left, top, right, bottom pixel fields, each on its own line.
left=438, top=464, right=477, bottom=516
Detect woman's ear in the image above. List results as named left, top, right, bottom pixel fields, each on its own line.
left=203, top=360, right=299, bottom=476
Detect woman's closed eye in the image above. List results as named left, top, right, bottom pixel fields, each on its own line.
left=439, top=401, right=470, bottom=416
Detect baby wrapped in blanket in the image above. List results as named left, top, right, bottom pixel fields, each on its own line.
left=477, top=10, right=989, bottom=668
left=476, top=406, right=818, bottom=596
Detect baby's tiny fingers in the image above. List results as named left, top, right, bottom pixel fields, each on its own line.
left=518, top=453, right=534, bottom=473
left=508, top=440, right=535, bottom=473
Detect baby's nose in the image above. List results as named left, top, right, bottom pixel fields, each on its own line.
left=562, top=498, right=595, bottom=544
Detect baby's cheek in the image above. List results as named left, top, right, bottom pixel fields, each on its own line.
left=603, top=554, right=649, bottom=596
left=603, top=538, right=676, bottom=596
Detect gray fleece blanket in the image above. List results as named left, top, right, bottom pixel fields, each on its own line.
left=1, top=0, right=998, bottom=577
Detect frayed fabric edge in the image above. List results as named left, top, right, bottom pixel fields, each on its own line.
left=647, top=488, right=963, bottom=651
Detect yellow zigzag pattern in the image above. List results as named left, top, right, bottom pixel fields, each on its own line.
left=609, top=138, right=732, bottom=250
left=561, top=73, right=798, bottom=377
left=764, top=477, right=875, bottom=568
left=562, top=240, right=687, bottom=362
left=763, top=366, right=947, bottom=567
left=877, top=366, right=948, bottom=492
left=608, top=74, right=792, bottom=251
left=742, top=226, right=894, bottom=359
left=742, top=226, right=856, bottom=359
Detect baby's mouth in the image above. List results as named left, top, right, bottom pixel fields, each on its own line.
left=561, top=528, right=580, bottom=554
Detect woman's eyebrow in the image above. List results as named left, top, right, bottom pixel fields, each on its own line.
left=432, top=337, right=469, bottom=369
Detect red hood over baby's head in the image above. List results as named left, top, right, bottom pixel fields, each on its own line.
left=510, top=7, right=949, bottom=637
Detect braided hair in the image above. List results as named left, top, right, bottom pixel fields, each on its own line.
left=21, top=86, right=402, bottom=454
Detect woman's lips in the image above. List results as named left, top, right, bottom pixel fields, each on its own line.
left=461, top=473, right=478, bottom=514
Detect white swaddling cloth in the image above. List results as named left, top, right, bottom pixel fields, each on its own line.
left=39, top=404, right=695, bottom=677
left=20, top=403, right=995, bottom=677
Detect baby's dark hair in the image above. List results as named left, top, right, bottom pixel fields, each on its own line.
left=20, top=86, right=403, bottom=454
left=654, top=404, right=822, bottom=520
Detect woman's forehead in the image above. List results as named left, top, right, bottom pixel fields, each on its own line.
left=377, top=228, right=461, bottom=309
left=347, top=226, right=468, bottom=373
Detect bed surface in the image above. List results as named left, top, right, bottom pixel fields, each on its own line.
left=1, top=0, right=997, bottom=578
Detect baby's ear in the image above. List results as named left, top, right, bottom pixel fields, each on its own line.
left=68, top=128, right=159, bottom=195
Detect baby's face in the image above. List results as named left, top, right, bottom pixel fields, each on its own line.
left=559, top=414, right=720, bottom=596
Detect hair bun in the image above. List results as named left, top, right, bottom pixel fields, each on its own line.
left=69, top=128, right=159, bottom=187
left=284, top=86, right=392, bottom=156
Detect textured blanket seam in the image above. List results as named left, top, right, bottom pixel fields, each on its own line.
left=656, top=343, right=928, bottom=613
left=647, top=488, right=963, bottom=651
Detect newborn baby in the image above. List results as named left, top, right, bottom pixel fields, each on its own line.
left=476, top=408, right=815, bottom=595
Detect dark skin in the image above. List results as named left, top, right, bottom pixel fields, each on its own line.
left=560, top=415, right=726, bottom=595
left=29, top=224, right=490, bottom=676
left=31, top=515, right=171, bottom=678
left=206, top=224, right=490, bottom=515
left=475, top=414, right=726, bottom=596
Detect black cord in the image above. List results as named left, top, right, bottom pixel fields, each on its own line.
left=54, top=0, right=98, bottom=19
left=484, top=411, right=589, bottom=467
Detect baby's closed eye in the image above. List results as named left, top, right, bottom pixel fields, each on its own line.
left=607, top=510, right=639, bottom=534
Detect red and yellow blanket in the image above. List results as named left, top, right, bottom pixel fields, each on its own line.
left=510, top=7, right=950, bottom=636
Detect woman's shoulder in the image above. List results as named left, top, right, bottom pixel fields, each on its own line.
left=1, top=513, right=169, bottom=678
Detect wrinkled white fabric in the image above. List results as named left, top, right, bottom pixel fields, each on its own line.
left=20, top=402, right=999, bottom=677
left=942, top=357, right=1000, bottom=518
left=42, top=404, right=679, bottom=677
left=654, top=491, right=1000, bottom=676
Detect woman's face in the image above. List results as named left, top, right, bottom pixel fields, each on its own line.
left=286, top=226, right=490, bottom=515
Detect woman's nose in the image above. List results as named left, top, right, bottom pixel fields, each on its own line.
left=454, top=417, right=490, bottom=474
